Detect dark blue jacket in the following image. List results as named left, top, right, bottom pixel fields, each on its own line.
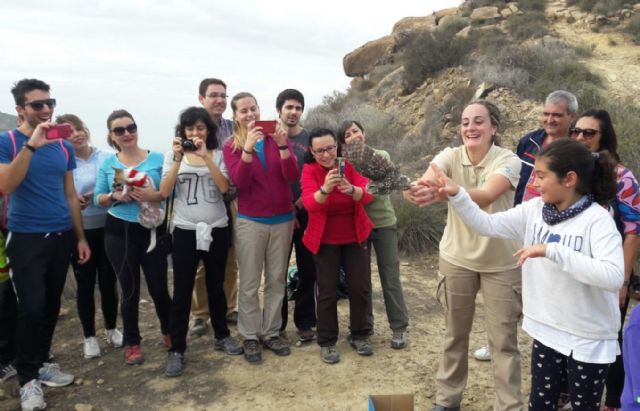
left=514, top=128, right=547, bottom=205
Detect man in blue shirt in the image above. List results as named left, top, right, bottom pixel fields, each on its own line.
left=0, top=78, right=90, bottom=411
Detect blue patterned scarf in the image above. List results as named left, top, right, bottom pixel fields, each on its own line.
left=542, top=195, right=593, bottom=226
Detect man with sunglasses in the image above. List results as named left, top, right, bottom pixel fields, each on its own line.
left=0, top=78, right=90, bottom=411
left=189, top=78, right=238, bottom=337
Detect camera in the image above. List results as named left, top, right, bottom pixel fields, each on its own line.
left=181, top=139, right=197, bottom=151
left=336, top=157, right=345, bottom=177
left=46, top=124, right=72, bottom=140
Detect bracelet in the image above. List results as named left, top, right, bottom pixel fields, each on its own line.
left=349, top=185, right=356, bottom=195
left=278, top=145, right=288, bottom=150
left=107, top=192, right=116, bottom=202
left=319, top=186, right=329, bottom=195
left=23, top=142, right=36, bottom=152
left=623, top=280, right=630, bottom=286
left=242, top=148, right=254, bottom=155
left=173, top=154, right=182, bottom=162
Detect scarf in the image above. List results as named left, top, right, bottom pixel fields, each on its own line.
left=542, top=194, right=593, bottom=226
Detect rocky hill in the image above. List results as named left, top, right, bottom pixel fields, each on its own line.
left=0, top=112, right=17, bottom=132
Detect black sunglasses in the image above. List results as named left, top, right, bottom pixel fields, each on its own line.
left=24, top=98, right=56, bottom=111
left=570, top=127, right=599, bottom=139
left=111, top=123, right=138, bottom=136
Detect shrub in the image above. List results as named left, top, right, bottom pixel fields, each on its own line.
left=393, top=195, right=447, bottom=256
left=505, top=12, right=548, bottom=41
left=626, top=14, right=640, bottom=45
left=606, top=100, right=640, bottom=174
left=518, top=0, right=547, bottom=12
left=567, top=0, right=640, bottom=14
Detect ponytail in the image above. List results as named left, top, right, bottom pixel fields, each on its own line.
left=591, top=150, right=617, bottom=205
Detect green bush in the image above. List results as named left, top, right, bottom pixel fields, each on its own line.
left=392, top=195, right=447, bottom=256
left=567, top=0, right=639, bottom=14
left=505, top=12, right=548, bottom=41
left=625, top=14, right=640, bottom=45
left=606, top=101, right=640, bottom=174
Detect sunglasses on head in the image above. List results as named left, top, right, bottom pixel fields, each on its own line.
left=24, top=98, right=56, bottom=111
left=111, top=123, right=138, bottom=136
left=570, top=127, right=599, bottom=139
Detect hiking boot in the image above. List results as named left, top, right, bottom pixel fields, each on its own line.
left=243, top=339, right=262, bottom=364
left=297, top=329, right=316, bottom=343
left=473, top=346, right=491, bottom=361
left=320, top=345, right=340, bottom=364
left=165, top=352, right=184, bottom=377
left=20, top=379, right=46, bottom=411
left=83, top=336, right=101, bottom=359
left=214, top=336, right=243, bottom=355
left=433, top=405, right=460, bottom=411
left=38, top=363, right=74, bottom=387
left=189, top=318, right=207, bottom=336
left=0, top=362, right=17, bottom=381
left=105, top=328, right=123, bottom=348
left=263, top=336, right=291, bottom=356
left=391, top=330, right=407, bottom=349
left=124, top=345, right=145, bottom=365
left=348, top=336, right=373, bottom=356
left=225, top=311, right=238, bottom=324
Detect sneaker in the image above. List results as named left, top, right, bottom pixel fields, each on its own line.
left=105, top=328, right=123, bottom=348
left=20, top=379, right=46, bottom=411
left=189, top=318, right=207, bottom=336
left=243, top=339, right=262, bottom=364
left=225, top=311, right=238, bottom=324
left=557, top=392, right=571, bottom=410
left=0, top=362, right=17, bottom=381
left=391, top=330, right=407, bottom=349
left=124, top=345, right=145, bottom=365
left=214, top=336, right=243, bottom=355
left=473, top=346, right=491, bottom=361
left=163, top=334, right=172, bottom=348
left=83, top=336, right=101, bottom=359
left=433, top=405, right=460, bottom=411
left=164, top=352, right=184, bottom=377
left=262, top=336, right=291, bottom=356
left=348, top=336, right=373, bottom=356
left=297, top=329, right=316, bottom=343
left=38, top=362, right=74, bottom=387
left=320, top=345, right=340, bottom=364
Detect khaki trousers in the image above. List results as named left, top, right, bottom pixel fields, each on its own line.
left=235, top=218, right=293, bottom=340
left=191, top=201, right=238, bottom=319
left=435, top=257, right=523, bottom=411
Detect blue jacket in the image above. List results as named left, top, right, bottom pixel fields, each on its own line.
left=514, top=128, right=547, bottom=205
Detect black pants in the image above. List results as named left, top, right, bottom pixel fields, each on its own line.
left=104, top=215, right=171, bottom=346
left=71, top=227, right=118, bottom=338
left=604, top=280, right=632, bottom=408
left=169, top=227, right=229, bottom=353
left=6, top=231, right=73, bottom=386
left=314, top=242, right=371, bottom=346
left=0, top=279, right=16, bottom=365
left=529, top=339, right=610, bottom=411
left=281, top=208, right=317, bottom=332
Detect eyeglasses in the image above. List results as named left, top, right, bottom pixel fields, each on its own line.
left=206, top=93, right=228, bottom=99
left=111, top=123, right=138, bottom=136
left=570, top=127, right=599, bottom=139
left=312, top=145, right=337, bottom=155
left=23, top=99, right=56, bottom=111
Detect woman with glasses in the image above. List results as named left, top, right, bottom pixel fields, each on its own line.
left=571, top=109, right=640, bottom=411
left=159, top=107, right=242, bottom=377
left=301, top=128, right=373, bottom=364
left=222, top=92, right=298, bottom=364
left=55, top=114, right=122, bottom=359
left=94, top=110, right=172, bottom=366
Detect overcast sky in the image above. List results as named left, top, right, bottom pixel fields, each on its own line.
left=0, top=0, right=460, bottom=151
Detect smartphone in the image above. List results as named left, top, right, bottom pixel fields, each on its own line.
left=46, top=124, right=72, bottom=140
left=255, top=120, right=277, bottom=135
left=336, top=157, right=345, bottom=177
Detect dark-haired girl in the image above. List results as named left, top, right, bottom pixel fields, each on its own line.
left=432, top=138, right=624, bottom=411
left=571, top=109, right=640, bottom=411
left=159, top=107, right=242, bottom=377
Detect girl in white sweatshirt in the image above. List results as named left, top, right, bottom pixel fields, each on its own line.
left=426, top=138, right=624, bottom=411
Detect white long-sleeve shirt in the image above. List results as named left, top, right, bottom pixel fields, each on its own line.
left=449, top=187, right=624, bottom=362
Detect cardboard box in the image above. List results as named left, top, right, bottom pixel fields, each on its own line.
left=368, top=394, right=414, bottom=411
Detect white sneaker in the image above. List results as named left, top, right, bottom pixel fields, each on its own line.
left=106, top=328, right=123, bottom=348
left=83, top=336, right=101, bottom=359
left=38, top=363, right=74, bottom=387
left=473, top=346, right=491, bottom=361
left=20, top=379, right=46, bottom=411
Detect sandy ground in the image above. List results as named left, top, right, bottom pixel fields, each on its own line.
left=0, top=254, right=547, bottom=411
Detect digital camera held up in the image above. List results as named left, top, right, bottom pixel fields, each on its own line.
left=181, top=139, right=197, bottom=151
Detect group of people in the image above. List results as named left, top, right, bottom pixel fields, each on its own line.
left=1, top=77, right=639, bottom=411
left=404, top=90, right=640, bottom=411
left=0, top=78, right=411, bottom=411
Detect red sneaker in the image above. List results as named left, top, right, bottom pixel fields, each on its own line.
left=124, top=345, right=144, bottom=365
left=163, top=334, right=172, bottom=349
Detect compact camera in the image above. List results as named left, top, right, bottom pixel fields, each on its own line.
left=181, top=139, right=197, bottom=151
left=336, top=157, right=345, bottom=177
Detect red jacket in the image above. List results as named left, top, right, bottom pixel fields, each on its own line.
left=301, top=161, right=373, bottom=254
